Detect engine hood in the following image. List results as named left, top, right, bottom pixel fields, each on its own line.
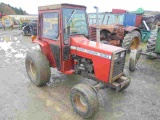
left=70, top=35, right=125, bottom=56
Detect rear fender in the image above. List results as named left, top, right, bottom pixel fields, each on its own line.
left=124, top=26, right=141, bottom=36
left=33, top=39, right=56, bottom=67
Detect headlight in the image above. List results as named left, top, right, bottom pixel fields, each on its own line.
left=114, top=54, right=119, bottom=60
left=120, top=51, right=125, bottom=57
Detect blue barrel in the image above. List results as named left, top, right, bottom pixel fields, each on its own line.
left=123, top=13, right=136, bottom=26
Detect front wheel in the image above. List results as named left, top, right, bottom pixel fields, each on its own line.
left=129, top=49, right=141, bottom=72
left=70, top=84, right=99, bottom=118
left=119, top=78, right=131, bottom=92
left=23, top=30, right=28, bottom=36
left=25, top=50, right=51, bottom=86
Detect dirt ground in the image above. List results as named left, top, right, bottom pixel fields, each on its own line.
left=0, top=29, right=160, bottom=120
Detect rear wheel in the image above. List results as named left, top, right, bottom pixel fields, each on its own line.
left=146, top=29, right=157, bottom=59
left=70, top=84, right=99, bottom=118
left=122, top=30, right=141, bottom=52
left=123, top=31, right=141, bottom=72
left=146, top=29, right=157, bottom=52
left=25, top=50, right=51, bottom=86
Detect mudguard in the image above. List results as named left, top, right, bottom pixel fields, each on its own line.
left=33, top=39, right=56, bottom=67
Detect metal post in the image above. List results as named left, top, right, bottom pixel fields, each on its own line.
left=94, top=6, right=100, bottom=42
left=143, top=20, right=150, bottom=31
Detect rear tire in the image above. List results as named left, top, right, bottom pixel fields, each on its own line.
left=25, top=50, right=51, bottom=86
left=146, top=29, right=157, bottom=52
left=70, top=84, right=99, bottom=118
left=146, top=29, right=157, bottom=60
left=122, top=30, right=141, bottom=52
left=123, top=31, right=141, bottom=72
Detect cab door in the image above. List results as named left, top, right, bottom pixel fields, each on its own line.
left=40, top=10, right=62, bottom=70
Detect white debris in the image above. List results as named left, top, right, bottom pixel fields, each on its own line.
left=0, top=41, right=14, bottom=52
left=15, top=54, right=25, bottom=58
left=14, top=37, right=18, bottom=40
left=11, top=49, right=17, bottom=53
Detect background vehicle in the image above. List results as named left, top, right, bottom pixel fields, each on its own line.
left=88, top=11, right=141, bottom=51
left=20, top=22, right=29, bottom=29
left=22, top=20, right=37, bottom=36
left=0, top=12, right=20, bottom=30
left=142, top=12, right=160, bottom=30
left=25, top=4, right=131, bottom=118
left=141, top=22, right=160, bottom=59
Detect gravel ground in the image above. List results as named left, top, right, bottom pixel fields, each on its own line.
left=0, top=29, right=160, bottom=120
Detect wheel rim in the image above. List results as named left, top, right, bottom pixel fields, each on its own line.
left=130, top=37, right=140, bottom=50
left=29, top=61, right=36, bottom=77
left=74, top=94, right=87, bottom=113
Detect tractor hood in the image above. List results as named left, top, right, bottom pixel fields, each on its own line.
left=70, top=35, right=125, bottom=58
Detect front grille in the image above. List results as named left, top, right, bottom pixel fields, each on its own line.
left=112, top=51, right=126, bottom=78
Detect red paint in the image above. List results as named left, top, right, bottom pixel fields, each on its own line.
left=33, top=39, right=56, bottom=68
left=70, top=36, right=123, bottom=83
left=124, top=26, right=140, bottom=33
left=135, top=15, right=142, bottom=27
left=112, top=9, right=126, bottom=14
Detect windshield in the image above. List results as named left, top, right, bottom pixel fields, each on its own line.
left=62, top=8, right=89, bottom=43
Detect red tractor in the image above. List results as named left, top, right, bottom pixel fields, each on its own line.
left=25, top=4, right=130, bottom=118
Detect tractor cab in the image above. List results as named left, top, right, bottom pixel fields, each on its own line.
left=37, top=4, right=89, bottom=41
left=34, top=4, right=89, bottom=71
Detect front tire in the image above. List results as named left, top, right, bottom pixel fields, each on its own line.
left=129, top=49, right=141, bottom=72
left=119, top=71, right=131, bottom=92
left=23, top=30, right=28, bottom=36
left=25, top=50, right=51, bottom=86
left=70, top=84, right=99, bottom=118
left=119, top=79, right=131, bottom=92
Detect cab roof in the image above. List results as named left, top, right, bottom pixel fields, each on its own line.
left=38, top=3, right=86, bottom=11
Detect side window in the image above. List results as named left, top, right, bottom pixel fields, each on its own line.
left=42, top=12, right=59, bottom=40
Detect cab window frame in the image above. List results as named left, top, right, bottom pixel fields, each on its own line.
left=42, top=12, right=59, bottom=40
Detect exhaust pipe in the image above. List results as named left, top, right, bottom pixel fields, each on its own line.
left=94, top=6, right=100, bottom=42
